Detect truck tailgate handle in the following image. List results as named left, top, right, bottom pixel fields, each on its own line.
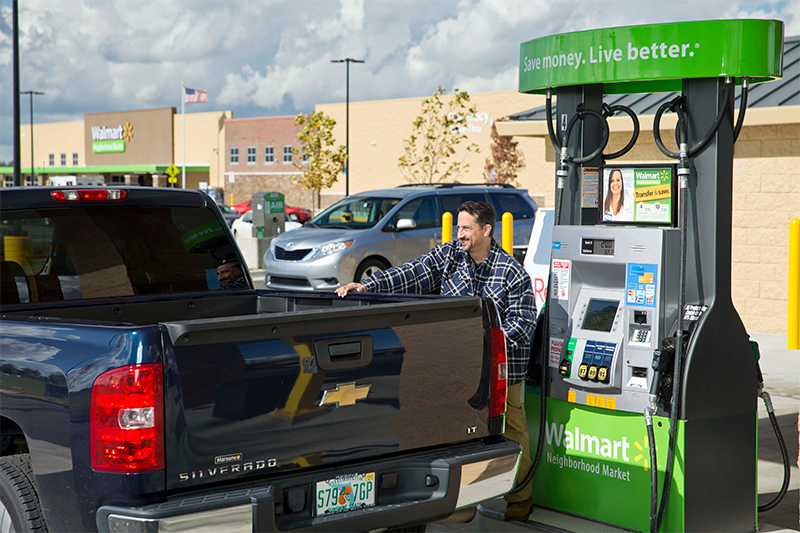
left=314, top=335, right=373, bottom=370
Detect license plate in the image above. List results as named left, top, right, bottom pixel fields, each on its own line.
left=315, top=472, right=375, bottom=516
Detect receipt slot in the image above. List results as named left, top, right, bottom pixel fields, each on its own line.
left=548, top=225, right=679, bottom=413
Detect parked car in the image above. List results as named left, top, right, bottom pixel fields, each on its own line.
left=217, top=204, right=240, bottom=227
left=231, top=210, right=252, bottom=237
left=232, top=200, right=312, bottom=222
left=262, top=184, right=538, bottom=291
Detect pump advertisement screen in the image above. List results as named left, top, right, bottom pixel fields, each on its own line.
left=599, top=165, right=676, bottom=226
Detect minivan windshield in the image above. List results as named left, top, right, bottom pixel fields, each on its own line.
left=308, top=196, right=400, bottom=229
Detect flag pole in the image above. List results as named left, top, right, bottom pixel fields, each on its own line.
left=181, top=81, right=186, bottom=189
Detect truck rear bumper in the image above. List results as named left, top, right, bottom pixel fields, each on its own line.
left=96, top=439, right=520, bottom=532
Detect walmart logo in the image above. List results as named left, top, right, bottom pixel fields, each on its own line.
left=123, top=121, right=134, bottom=141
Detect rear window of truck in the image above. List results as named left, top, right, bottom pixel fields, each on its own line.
left=0, top=206, right=242, bottom=304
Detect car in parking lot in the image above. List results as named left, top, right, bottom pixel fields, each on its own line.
left=262, top=184, right=538, bottom=291
left=216, top=203, right=240, bottom=227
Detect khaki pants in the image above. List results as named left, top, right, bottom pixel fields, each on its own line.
left=503, top=382, right=532, bottom=502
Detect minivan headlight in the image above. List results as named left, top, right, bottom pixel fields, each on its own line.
left=311, top=240, right=354, bottom=259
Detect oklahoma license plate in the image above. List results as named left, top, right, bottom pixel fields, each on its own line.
left=315, top=472, right=375, bottom=516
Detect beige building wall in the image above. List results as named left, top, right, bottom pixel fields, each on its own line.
left=499, top=107, right=800, bottom=336
left=173, top=110, right=232, bottom=192
left=20, top=121, right=84, bottom=177
left=315, top=90, right=549, bottom=208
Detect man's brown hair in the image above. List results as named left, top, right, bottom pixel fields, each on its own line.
left=458, top=201, right=495, bottom=236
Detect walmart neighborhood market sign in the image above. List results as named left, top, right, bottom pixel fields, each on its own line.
left=519, top=19, right=783, bottom=94
left=92, top=122, right=134, bottom=153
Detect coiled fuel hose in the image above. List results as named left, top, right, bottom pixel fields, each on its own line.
left=756, top=351, right=791, bottom=512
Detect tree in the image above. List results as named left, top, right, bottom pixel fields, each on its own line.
left=483, top=119, right=525, bottom=186
left=398, top=87, right=479, bottom=184
left=292, top=112, right=347, bottom=210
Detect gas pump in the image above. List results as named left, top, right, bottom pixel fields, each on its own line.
left=514, top=20, right=787, bottom=532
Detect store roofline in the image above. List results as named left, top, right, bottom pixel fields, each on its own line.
left=0, top=164, right=210, bottom=174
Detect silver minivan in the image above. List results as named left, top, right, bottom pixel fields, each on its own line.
left=262, top=184, right=538, bottom=291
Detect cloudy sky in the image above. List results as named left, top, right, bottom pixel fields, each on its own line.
left=0, top=0, right=797, bottom=163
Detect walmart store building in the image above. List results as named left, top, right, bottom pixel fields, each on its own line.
left=1, top=107, right=231, bottom=194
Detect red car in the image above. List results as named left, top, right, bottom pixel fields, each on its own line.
left=231, top=200, right=313, bottom=222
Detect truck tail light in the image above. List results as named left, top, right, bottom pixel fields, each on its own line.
left=489, top=327, right=508, bottom=419
left=91, top=363, right=164, bottom=473
left=51, top=189, right=127, bottom=201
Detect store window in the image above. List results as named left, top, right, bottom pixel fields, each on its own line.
left=61, top=153, right=66, bottom=166
left=230, top=147, right=239, bottom=165
left=49, top=154, right=54, bottom=166
left=265, top=146, right=274, bottom=164
left=25, top=175, right=37, bottom=186
left=110, top=175, right=126, bottom=184
left=247, top=147, right=256, bottom=165
left=4, top=175, right=13, bottom=187
left=73, top=153, right=78, bottom=166
left=283, top=146, right=293, bottom=164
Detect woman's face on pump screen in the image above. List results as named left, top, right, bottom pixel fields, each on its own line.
left=609, top=172, right=622, bottom=196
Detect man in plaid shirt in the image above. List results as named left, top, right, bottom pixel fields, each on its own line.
left=337, top=201, right=536, bottom=520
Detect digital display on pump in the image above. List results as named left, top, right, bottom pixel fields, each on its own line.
left=581, top=299, right=619, bottom=332
left=600, top=165, right=676, bottom=226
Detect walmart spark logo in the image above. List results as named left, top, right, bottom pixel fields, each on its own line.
left=123, top=122, right=134, bottom=141
left=633, top=435, right=657, bottom=471
left=659, top=169, right=670, bottom=180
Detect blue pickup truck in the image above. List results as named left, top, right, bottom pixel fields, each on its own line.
left=0, top=187, right=520, bottom=533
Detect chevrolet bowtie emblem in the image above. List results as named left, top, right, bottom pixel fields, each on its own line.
left=319, top=382, right=371, bottom=407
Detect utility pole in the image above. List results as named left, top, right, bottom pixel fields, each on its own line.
left=21, top=91, right=44, bottom=186
left=12, top=0, right=21, bottom=186
left=331, top=58, right=364, bottom=197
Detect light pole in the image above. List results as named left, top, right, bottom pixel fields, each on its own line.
left=331, top=58, right=364, bottom=197
left=21, top=91, right=44, bottom=186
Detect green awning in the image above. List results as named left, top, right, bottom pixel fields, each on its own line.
left=0, top=164, right=210, bottom=174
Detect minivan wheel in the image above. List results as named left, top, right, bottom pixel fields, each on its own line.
left=355, top=258, right=387, bottom=283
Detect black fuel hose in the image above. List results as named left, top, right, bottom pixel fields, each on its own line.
left=562, top=108, right=610, bottom=164
left=644, top=407, right=658, bottom=533
left=734, top=78, right=750, bottom=143
left=654, top=80, right=734, bottom=160
left=602, top=104, right=640, bottom=160
left=546, top=88, right=561, bottom=151
left=757, top=390, right=791, bottom=512
left=506, top=306, right=548, bottom=495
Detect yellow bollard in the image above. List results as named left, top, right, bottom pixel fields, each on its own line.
left=789, top=218, right=800, bottom=350
left=230, top=193, right=234, bottom=207
left=502, top=212, right=513, bottom=255
left=442, top=212, right=453, bottom=244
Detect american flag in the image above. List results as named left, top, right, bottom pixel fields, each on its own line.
left=184, top=87, right=208, bottom=104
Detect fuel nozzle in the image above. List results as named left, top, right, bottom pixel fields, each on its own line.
left=650, top=342, right=675, bottom=410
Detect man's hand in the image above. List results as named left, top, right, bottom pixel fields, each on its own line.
left=336, top=282, right=366, bottom=297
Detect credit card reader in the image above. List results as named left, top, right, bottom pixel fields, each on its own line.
left=548, top=225, right=679, bottom=413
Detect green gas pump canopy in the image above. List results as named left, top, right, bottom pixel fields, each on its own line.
left=519, top=19, right=784, bottom=94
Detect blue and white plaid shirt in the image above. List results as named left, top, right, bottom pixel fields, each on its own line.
left=362, top=239, right=536, bottom=385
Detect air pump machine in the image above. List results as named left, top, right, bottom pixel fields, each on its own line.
left=515, top=20, right=786, bottom=532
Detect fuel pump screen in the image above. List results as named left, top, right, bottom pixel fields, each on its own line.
left=582, top=299, right=619, bottom=332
